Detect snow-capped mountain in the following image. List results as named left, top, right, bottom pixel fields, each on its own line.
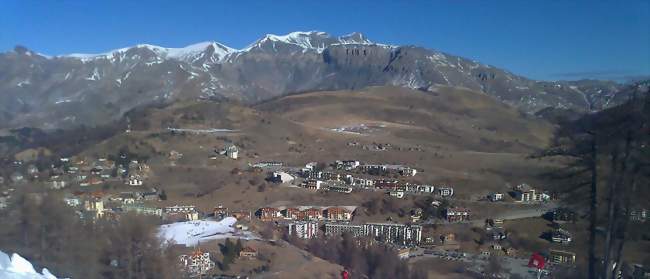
left=0, top=31, right=632, bottom=129
left=0, top=250, right=59, bottom=279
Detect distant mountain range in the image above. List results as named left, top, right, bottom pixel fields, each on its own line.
left=0, top=31, right=641, bottom=129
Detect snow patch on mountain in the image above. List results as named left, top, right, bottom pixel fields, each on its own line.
left=59, top=31, right=382, bottom=59
left=64, top=42, right=235, bottom=63
left=0, top=250, right=60, bottom=279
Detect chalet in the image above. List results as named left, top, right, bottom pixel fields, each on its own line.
left=375, top=179, right=401, bottom=191
left=239, top=247, right=257, bottom=259
left=179, top=249, right=215, bottom=276
left=64, top=197, right=81, bottom=207
left=399, top=167, right=417, bottom=177
left=225, top=144, right=238, bottom=159
left=549, top=249, right=576, bottom=265
left=488, top=228, right=508, bottom=240
left=325, top=207, right=352, bottom=221
left=213, top=205, right=228, bottom=219
left=320, top=172, right=341, bottom=181
left=445, top=207, right=470, bottom=222
left=437, top=187, right=454, bottom=197
left=300, top=162, right=318, bottom=175
left=271, top=171, right=294, bottom=183
left=630, top=208, right=648, bottom=222
left=389, top=191, right=405, bottom=199
left=303, top=179, right=323, bottom=190
left=288, top=221, right=319, bottom=239
left=140, top=190, right=159, bottom=201
left=127, top=177, right=143, bottom=186
left=335, top=160, right=360, bottom=170
left=51, top=180, right=67, bottom=190
left=488, top=193, right=504, bottom=202
left=410, top=208, right=423, bottom=222
left=122, top=204, right=162, bottom=217
left=168, top=150, right=183, bottom=161
left=84, top=199, right=105, bottom=218
left=551, top=229, right=572, bottom=244
left=116, top=192, right=137, bottom=204
left=360, top=164, right=387, bottom=174
left=417, top=184, right=435, bottom=193
left=552, top=208, right=577, bottom=223
left=348, top=177, right=375, bottom=188
left=328, top=184, right=353, bottom=194
left=513, top=183, right=549, bottom=202
left=490, top=242, right=502, bottom=251
left=164, top=205, right=197, bottom=214
left=257, top=207, right=281, bottom=221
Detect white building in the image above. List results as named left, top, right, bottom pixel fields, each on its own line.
left=514, top=184, right=549, bottom=202
left=489, top=193, right=504, bottom=202
left=288, top=221, right=319, bottom=239
left=128, top=178, right=143, bottom=186
left=389, top=191, right=405, bottom=199
left=51, top=180, right=67, bottom=189
left=399, top=167, right=417, bottom=177
left=362, top=223, right=422, bottom=245
left=272, top=171, right=295, bottom=183
left=336, top=160, right=360, bottom=170
left=179, top=250, right=215, bottom=277
left=225, top=144, right=238, bottom=159
left=437, top=187, right=454, bottom=197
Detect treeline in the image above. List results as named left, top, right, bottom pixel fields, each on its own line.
left=0, top=192, right=180, bottom=279
left=287, top=233, right=426, bottom=279
left=538, top=86, right=649, bottom=278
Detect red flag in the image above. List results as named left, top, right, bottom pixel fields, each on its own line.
left=528, top=253, right=546, bottom=269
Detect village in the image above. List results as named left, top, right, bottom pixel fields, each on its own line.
left=0, top=138, right=626, bottom=279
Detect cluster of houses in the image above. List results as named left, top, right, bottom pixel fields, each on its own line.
left=262, top=160, right=455, bottom=200
left=179, top=248, right=215, bottom=277
left=6, top=156, right=152, bottom=190
left=177, top=243, right=258, bottom=277
left=60, top=189, right=208, bottom=223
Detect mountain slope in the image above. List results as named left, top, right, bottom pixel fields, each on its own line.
left=0, top=31, right=631, bottom=129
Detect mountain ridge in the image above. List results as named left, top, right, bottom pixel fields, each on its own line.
left=0, top=31, right=638, bottom=130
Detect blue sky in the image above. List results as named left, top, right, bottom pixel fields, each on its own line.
left=1, top=0, right=648, bottom=81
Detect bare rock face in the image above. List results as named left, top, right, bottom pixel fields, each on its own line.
left=0, top=31, right=633, bottom=129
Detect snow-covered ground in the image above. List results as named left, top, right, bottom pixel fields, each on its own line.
left=0, top=250, right=59, bottom=279
left=157, top=217, right=256, bottom=247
